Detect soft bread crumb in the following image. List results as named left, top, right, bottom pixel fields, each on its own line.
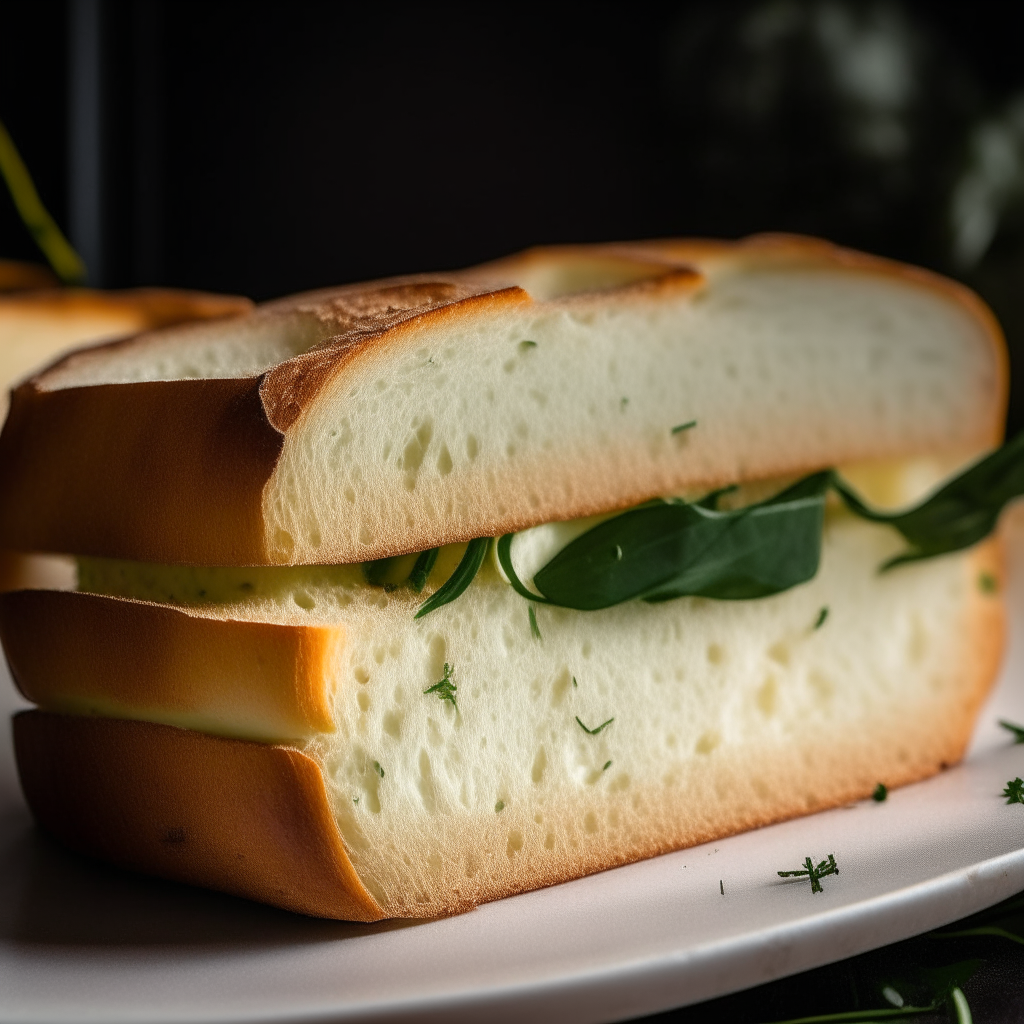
left=303, top=515, right=998, bottom=916
left=266, top=268, right=998, bottom=564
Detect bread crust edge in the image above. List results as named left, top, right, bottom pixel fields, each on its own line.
left=13, top=711, right=384, bottom=921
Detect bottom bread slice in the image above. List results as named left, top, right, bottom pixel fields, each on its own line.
left=13, top=710, right=384, bottom=920
left=10, top=524, right=1006, bottom=920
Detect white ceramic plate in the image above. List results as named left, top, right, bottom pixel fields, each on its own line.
left=2, top=536, right=1024, bottom=1024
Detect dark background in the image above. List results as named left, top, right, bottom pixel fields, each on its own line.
left=4, top=3, right=1024, bottom=291
left=3, top=2, right=1024, bottom=1020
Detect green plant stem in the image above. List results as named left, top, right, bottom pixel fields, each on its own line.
left=0, top=118, right=86, bottom=283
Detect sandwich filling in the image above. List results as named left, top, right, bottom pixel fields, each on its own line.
left=74, top=454, right=962, bottom=614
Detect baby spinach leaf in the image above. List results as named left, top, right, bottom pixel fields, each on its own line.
left=532, top=472, right=830, bottom=610
left=831, top=430, right=1024, bottom=569
left=415, top=433, right=1024, bottom=620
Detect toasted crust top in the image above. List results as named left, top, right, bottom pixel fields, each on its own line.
left=0, top=236, right=1006, bottom=566
left=0, top=259, right=58, bottom=291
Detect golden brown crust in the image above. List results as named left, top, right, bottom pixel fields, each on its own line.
left=0, top=285, right=532, bottom=564
left=259, top=286, right=530, bottom=433
left=0, top=377, right=282, bottom=564
left=13, top=711, right=384, bottom=920
left=0, top=285, right=257, bottom=564
left=0, top=589, right=341, bottom=740
left=0, top=236, right=1005, bottom=565
left=0, top=260, right=58, bottom=291
left=0, top=287, right=251, bottom=334
left=11, top=549, right=1003, bottom=920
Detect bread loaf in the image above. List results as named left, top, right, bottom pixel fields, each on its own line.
left=0, top=236, right=1010, bottom=920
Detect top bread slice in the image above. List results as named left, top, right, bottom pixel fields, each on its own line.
left=0, top=235, right=1005, bottom=567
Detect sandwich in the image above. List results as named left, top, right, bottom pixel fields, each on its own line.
left=0, top=234, right=1014, bottom=921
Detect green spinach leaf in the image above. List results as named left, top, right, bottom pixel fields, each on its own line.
left=831, top=431, right=1024, bottom=569
left=530, top=472, right=830, bottom=610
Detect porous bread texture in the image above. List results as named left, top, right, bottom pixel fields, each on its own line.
left=307, top=519, right=1005, bottom=917
left=0, top=236, right=1005, bottom=566
left=5, top=509, right=1005, bottom=919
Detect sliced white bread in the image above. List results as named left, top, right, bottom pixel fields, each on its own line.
left=0, top=236, right=1005, bottom=566
left=4, top=504, right=1005, bottom=919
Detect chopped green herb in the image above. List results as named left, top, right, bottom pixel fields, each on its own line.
left=814, top=606, right=829, bottom=630
left=373, top=760, right=385, bottom=779
left=602, top=760, right=612, bottom=771
left=999, top=719, right=1024, bottom=743
left=620, top=397, right=629, bottom=410
left=529, top=605, right=542, bottom=639
left=424, top=662, right=458, bottom=711
left=415, top=537, right=489, bottom=618
left=518, top=339, right=538, bottom=350
left=979, top=571, right=998, bottom=593
left=671, top=419, right=697, bottom=435
left=1002, top=777, right=1024, bottom=804
left=572, top=676, right=578, bottom=688
left=720, top=879, right=724, bottom=895
left=408, top=548, right=439, bottom=593
left=495, top=800, right=505, bottom=813
left=353, top=796, right=359, bottom=804
left=872, top=783, right=888, bottom=802
left=576, top=716, right=614, bottom=735
left=778, top=854, right=839, bottom=894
